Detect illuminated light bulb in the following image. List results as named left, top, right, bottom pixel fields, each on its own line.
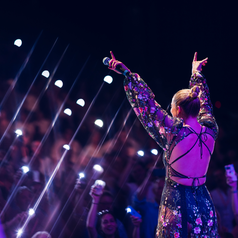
left=94, top=119, right=103, bottom=128
left=17, top=228, right=23, bottom=237
left=79, top=172, right=85, bottom=179
left=103, top=75, right=113, bottom=84
left=64, top=108, right=72, bottom=116
left=93, top=164, right=104, bottom=173
left=28, top=208, right=35, bottom=216
left=126, top=207, right=131, bottom=213
left=63, top=144, right=70, bottom=150
left=76, top=99, right=85, bottom=107
left=14, top=39, right=22, bottom=47
left=15, top=129, right=23, bottom=136
left=151, top=149, right=158, bottom=155
left=41, top=70, right=50, bottom=78
left=22, top=166, right=29, bottom=174
left=137, top=150, right=144, bottom=157
left=54, top=80, right=63, bottom=88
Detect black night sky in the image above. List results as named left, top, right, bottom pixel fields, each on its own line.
left=0, top=0, right=238, bottom=125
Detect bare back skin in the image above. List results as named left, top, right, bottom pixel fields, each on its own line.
left=169, top=122, right=215, bottom=186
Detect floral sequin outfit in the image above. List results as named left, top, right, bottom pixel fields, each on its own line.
left=123, top=72, right=219, bottom=238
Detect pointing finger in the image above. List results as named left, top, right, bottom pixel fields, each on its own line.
left=193, top=52, right=197, bottom=62
left=110, top=51, right=116, bottom=60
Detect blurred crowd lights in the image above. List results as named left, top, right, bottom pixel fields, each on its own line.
left=21, top=166, right=29, bottom=174
left=79, top=172, right=85, bottom=179
left=76, top=98, right=85, bottom=107
left=41, top=70, right=50, bottom=78
left=151, top=149, right=158, bottom=155
left=215, top=101, right=221, bottom=109
left=94, top=119, right=103, bottom=128
left=95, top=179, right=106, bottom=187
left=14, top=39, right=22, bottom=47
left=93, top=164, right=104, bottom=173
left=54, top=80, right=63, bottom=88
left=125, top=207, right=131, bottom=213
left=15, top=129, right=23, bottom=136
left=28, top=208, right=35, bottom=216
left=103, top=75, right=113, bottom=84
left=17, top=229, right=23, bottom=237
left=137, top=150, right=144, bottom=157
left=64, top=108, right=72, bottom=116
left=63, top=144, right=70, bottom=150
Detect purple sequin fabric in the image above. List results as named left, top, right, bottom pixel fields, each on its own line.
left=124, top=72, right=219, bottom=237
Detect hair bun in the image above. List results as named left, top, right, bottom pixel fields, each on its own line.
left=189, top=86, right=200, bottom=99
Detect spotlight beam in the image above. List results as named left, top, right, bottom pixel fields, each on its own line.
left=49, top=81, right=105, bottom=235
left=0, top=38, right=60, bottom=169
left=50, top=84, right=124, bottom=236
left=0, top=41, right=69, bottom=218
left=18, top=55, right=92, bottom=236
left=56, top=101, right=130, bottom=238
left=0, top=36, right=57, bottom=145
left=0, top=32, right=42, bottom=113
left=61, top=108, right=134, bottom=238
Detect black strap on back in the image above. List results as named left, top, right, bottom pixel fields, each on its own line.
left=170, top=126, right=211, bottom=166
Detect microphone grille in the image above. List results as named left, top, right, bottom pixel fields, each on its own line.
left=102, top=57, right=110, bottom=66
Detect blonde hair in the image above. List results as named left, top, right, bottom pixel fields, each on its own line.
left=173, top=86, right=200, bottom=118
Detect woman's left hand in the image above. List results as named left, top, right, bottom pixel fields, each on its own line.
left=192, top=52, right=208, bottom=74
left=108, top=51, right=131, bottom=74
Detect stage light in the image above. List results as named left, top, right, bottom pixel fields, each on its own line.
left=94, top=119, right=103, bottom=128
left=63, top=144, right=70, bottom=150
left=15, top=129, right=23, bottom=136
left=17, top=228, right=23, bottom=237
left=14, top=39, right=22, bottom=47
left=104, top=75, right=113, bottom=84
left=76, top=99, right=85, bottom=107
left=41, top=70, right=50, bottom=78
left=54, top=80, right=63, bottom=88
left=151, top=149, right=158, bottom=155
left=79, top=172, right=85, bottom=179
left=21, top=166, right=29, bottom=174
left=64, top=108, right=72, bottom=116
left=137, top=150, right=144, bottom=157
left=28, top=208, right=35, bottom=216
left=93, top=164, right=104, bottom=173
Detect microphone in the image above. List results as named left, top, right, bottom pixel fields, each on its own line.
left=102, top=57, right=130, bottom=76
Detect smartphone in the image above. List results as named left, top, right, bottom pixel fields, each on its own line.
left=225, top=164, right=237, bottom=181
left=125, top=206, right=141, bottom=218
left=91, top=180, right=106, bottom=196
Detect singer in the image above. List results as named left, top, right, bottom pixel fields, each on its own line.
left=107, top=52, right=219, bottom=237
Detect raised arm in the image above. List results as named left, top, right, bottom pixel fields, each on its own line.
left=108, top=52, right=183, bottom=150
left=190, top=52, right=218, bottom=138
left=86, top=185, right=102, bottom=238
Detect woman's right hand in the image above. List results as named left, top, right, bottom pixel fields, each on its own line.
left=108, top=51, right=131, bottom=74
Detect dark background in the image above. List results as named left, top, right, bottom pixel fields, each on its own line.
left=0, top=0, right=237, bottom=124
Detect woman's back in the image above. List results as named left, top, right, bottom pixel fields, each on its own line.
left=168, top=123, right=215, bottom=186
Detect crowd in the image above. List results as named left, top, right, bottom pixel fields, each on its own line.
left=0, top=74, right=238, bottom=238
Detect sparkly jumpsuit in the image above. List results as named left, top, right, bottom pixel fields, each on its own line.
left=123, top=72, right=219, bottom=238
